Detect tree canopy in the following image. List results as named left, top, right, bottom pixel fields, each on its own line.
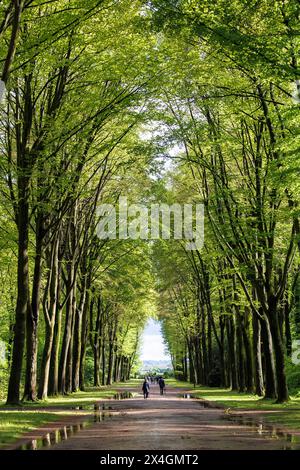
left=0, top=0, right=300, bottom=404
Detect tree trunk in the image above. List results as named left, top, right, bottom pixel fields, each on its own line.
left=268, top=298, right=289, bottom=402
left=7, top=154, right=30, bottom=404
left=101, top=335, right=106, bottom=386
left=48, top=302, right=62, bottom=395
left=200, top=305, right=208, bottom=384
left=58, top=265, right=75, bottom=394
left=79, top=289, right=90, bottom=391
left=226, top=316, right=238, bottom=390
left=106, top=341, right=114, bottom=386
left=38, top=318, right=54, bottom=399
left=236, top=312, right=246, bottom=392
left=219, top=315, right=226, bottom=387
left=38, top=237, right=59, bottom=399
left=260, top=316, right=277, bottom=398
left=24, top=223, right=44, bottom=401
left=284, top=298, right=292, bottom=357
left=252, top=314, right=264, bottom=396
left=241, top=309, right=253, bottom=393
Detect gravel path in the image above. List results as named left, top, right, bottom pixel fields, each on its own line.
left=39, top=385, right=299, bottom=450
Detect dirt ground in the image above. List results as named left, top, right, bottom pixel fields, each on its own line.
left=7, top=383, right=300, bottom=451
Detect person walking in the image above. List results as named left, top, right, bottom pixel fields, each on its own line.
left=158, top=377, right=165, bottom=395
left=142, top=378, right=150, bottom=399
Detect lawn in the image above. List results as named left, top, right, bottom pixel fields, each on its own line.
left=187, top=385, right=300, bottom=431
left=0, top=386, right=119, bottom=447
left=189, top=386, right=300, bottom=410
left=0, top=410, right=74, bottom=447
left=0, top=387, right=119, bottom=410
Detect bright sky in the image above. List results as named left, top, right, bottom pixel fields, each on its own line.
left=140, top=318, right=171, bottom=361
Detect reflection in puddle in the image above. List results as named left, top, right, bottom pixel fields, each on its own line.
left=180, top=393, right=300, bottom=450
left=180, top=394, right=211, bottom=407
left=16, top=409, right=113, bottom=450
left=16, top=395, right=133, bottom=450
left=17, top=422, right=88, bottom=450
left=71, top=403, right=113, bottom=411
left=113, top=392, right=133, bottom=400
left=224, top=414, right=300, bottom=450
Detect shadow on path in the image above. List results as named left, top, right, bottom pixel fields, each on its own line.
left=6, top=384, right=300, bottom=450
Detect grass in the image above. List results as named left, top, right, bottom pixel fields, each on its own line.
left=113, top=379, right=141, bottom=388
left=264, top=412, right=300, bottom=431
left=189, top=386, right=300, bottom=410
left=0, top=387, right=119, bottom=410
left=0, top=385, right=120, bottom=447
left=164, top=378, right=195, bottom=389
left=186, top=385, right=300, bottom=431
left=0, top=410, right=73, bottom=447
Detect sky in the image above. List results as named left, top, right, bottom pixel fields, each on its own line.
left=140, top=318, right=171, bottom=361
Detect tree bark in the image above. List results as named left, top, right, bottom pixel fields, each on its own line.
left=268, top=297, right=289, bottom=402
left=38, top=236, right=59, bottom=399
left=24, top=220, right=44, bottom=401
left=252, top=314, right=264, bottom=396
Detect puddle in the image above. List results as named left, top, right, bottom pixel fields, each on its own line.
left=223, top=414, right=300, bottom=450
left=17, top=391, right=300, bottom=451
left=16, top=408, right=113, bottom=450
left=17, top=422, right=89, bottom=450
left=71, top=403, right=113, bottom=411
left=113, top=392, right=133, bottom=400
left=180, top=394, right=300, bottom=449
left=15, top=394, right=133, bottom=450
left=180, top=394, right=211, bottom=407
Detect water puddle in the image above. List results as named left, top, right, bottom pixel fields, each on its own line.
left=71, top=403, right=113, bottom=411
left=112, top=391, right=133, bottom=400
left=15, top=394, right=133, bottom=450
left=223, top=414, right=300, bottom=450
left=17, top=422, right=89, bottom=450
left=180, top=394, right=300, bottom=449
left=180, top=394, right=211, bottom=407
left=16, top=408, right=113, bottom=450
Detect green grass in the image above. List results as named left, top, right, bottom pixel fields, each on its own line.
left=0, top=387, right=119, bottom=410
left=188, top=385, right=300, bottom=431
left=0, top=380, right=154, bottom=446
left=157, top=378, right=193, bottom=389
left=0, top=386, right=120, bottom=447
left=264, top=411, right=300, bottom=430
left=0, top=410, right=73, bottom=447
left=113, top=379, right=141, bottom=388
left=190, top=386, right=300, bottom=409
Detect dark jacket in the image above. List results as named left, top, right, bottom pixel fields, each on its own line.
left=142, top=381, right=150, bottom=392
left=158, top=378, right=165, bottom=388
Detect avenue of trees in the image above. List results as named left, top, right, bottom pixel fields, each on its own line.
left=151, top=0, right=300, bottom=403
left=0, top=0, right=157, bottom=403
left=0, top=1, right=300, bottom=404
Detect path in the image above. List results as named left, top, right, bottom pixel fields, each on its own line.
left=27, top=384, right=299, bottom=450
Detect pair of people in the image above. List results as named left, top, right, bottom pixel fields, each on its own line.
left=142, top=377, right=166, bottom=398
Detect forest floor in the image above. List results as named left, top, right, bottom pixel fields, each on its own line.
left=1, top=380, right=300, bottom=450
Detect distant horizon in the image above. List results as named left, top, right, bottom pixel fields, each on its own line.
left=142, top=359, right=172, bottom=366
left=140, top=358, right=173, bottom=374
